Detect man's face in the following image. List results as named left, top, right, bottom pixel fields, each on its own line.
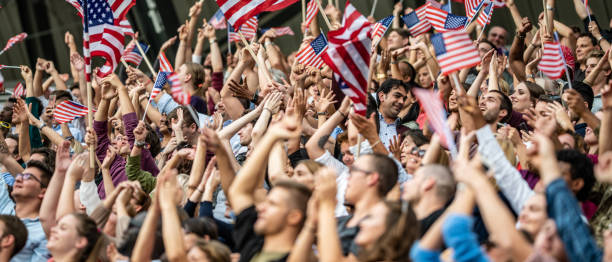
left=479, top=92, right=503, bottom=124
left=576, top=37, right=595, bottom=63
left=71, top=88, right=82, bottom=103
left=401, top=167, right=426, bottom=203
left=478, top=42, right=494, bottom=58
left=585, top=57, right=611, bottom=85
left=487, top=27, right=507, bottom=48
left=12, top=167, right=45, bottom=200
left=0, top=102, right=14, bottom=124
left=254, top=188, right=291, bottom=235
left=379, top=87, right=407, bottom=119
left=237, top=123, right=253, bottom=146
left=387, top=31, right=406, bottom=50
left=112, top=134, right=130, bottom=155
left=345, top=156, right=375, bottom=204
left=534, top=220, right=568, bottom=261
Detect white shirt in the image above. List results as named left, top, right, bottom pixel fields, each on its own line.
left=378, top=113, right=399, bottom=149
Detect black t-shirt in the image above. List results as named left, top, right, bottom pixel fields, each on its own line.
left=190, top=95, right=208, bottom=115
left=337, top=215, right=360, bottom=257
left=233, top=206, right=288, bottom=262
left=419, top=209, right=444, bottom=237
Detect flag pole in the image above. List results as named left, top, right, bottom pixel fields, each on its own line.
left=237, top=31, right=272, bottom=83
left=314, top=0, right=333, bottom=30
left=585, top=1, right=592, bottom=23
left=554, top=32, right=573, bottom=89
left=369, top=0, right=378, bottom=17
left=142, top=99, right=151, bottom=121
left=450, top=72, right=463, bottom=95
left=302, top=0, right=306, bottom=23
left=135, top=42, right=156, bottom=77
left=82, top=0, right=96, bottom=169
left=0, top=65, right=21, bottom=69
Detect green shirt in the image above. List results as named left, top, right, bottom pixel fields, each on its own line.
left=125, top=155, right=156, bottom=194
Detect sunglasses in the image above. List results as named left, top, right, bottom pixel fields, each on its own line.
left=0, top=121, right=10, bottom=129
left=410, top=147, right=426, bottom=157
left=16, top=173, right=44, bottom=186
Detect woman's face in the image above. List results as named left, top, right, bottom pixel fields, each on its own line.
left=510, top=83, right=532, bottom=113
left=518, top=194, right=547, bottom=237
left=354, top=202, right=389, bottom=247
left=404, top=144, right=429, bottom=174
left=187, top=247, right=211, bottom=262
left=293, top=163, right=315, bottom=190
left=417, top=67, right=432, bottom=88
left=47, top=215, right=86, bottom=256
left=400, top=136, right=417, bottom=165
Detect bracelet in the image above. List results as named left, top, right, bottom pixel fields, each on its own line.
left=38, top=122, right=45, bottom=129
left=545, top=5, right=554, bottom=11
left=209, top=38, right=217, bottom=44
left=317, top=112, right=328, bottom=116
left=526, top=74, right=534, bottom=79
left=338, top=110, right=348, bottom=118
left=263, top=108, right=272, bottom=114
left=370, top=139, right=381, bottom=148
left=597, top=36, right=604, bottom=43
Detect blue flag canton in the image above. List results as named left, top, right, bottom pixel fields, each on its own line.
left=483, top=3, right=492, bottom=16
left=153, top=72, right=170, bottom=89
left=135, top=42, right=150, bottom=55
left=430, top=33, right=447, bottom=57
left=444, top=14, right=467, bottom=30
left=378, top=15, right=394, bottom=27
left=402, top=12, right=420, bottom=27
left=87, top=0, right=114, bottom=26
left=311, top=34, right=328, bottom=54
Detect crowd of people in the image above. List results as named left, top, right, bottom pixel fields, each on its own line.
left=1, top=0, right=612, bottom=261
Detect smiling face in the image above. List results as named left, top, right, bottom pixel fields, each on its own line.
left=11, top=167, right=45, bottom=201
left=417, top=67, right=432, bottom=88
left=517, top=194, right=547, bottom=237
left=379, top=86, right=408, bottom=120
left=354, top=202, right=389, bottom=247
left=47, top=215, right=87, bottom=257
left=576, top=36, right=595, bottom=63
left=510, top=83, right=533, bottom=113
left=112, top=134, right=130, bottom=155
left=487, top=26, right=507, bottom=48
left=479, top=92, right=504, bottom=124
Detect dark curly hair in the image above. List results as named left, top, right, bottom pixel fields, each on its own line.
left=556, top=149, right=595, bottom=201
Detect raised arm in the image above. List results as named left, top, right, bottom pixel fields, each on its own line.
left=217, top=100, right=264, bottom=139
left=33, top=58, right=46, bottom=97
left=56, top=153, right=89, bottom=221
left=509, top=18, right=532, bottom=83
left=64, top=32, right=80, bottom=83
left=159, top=169, right=188, bottom=262
left=185, top=129, right=208, bottom=198
left=39, top=141, right=71, bottom=237
left=43, top=61, right=68, bottom=91
left=600, top=82, right=612, bottom=154
left=306, top=97, right=350, bottom=159
left=228, top=108, right=302, bottom=214
left=13, top=98, right=32, bottom=162
left=175, top=22, right=190, bottom=70
left=131, top=181, right=160, bottom=262
left=316, top=168, right=344, bottom=262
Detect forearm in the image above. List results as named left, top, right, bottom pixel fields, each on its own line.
left=95, top=99, right=111, bottom=121
left=51, top=71, right=68, bottom=90
left=554, top=20, right=577, bottom=50
left=251, top=109, right=271, bottom=146
left=186, top=141, right=207, bottom=197
left=101, top=169, right=115, bottom=197
left=161, top=205, right=188, bottom=262
left=40, top=171, right=66, bottom=237
left=267, top=141, right=287, bottom=185
left=306, top=111, right=345, bottom=159
left=599, top=110, right=612, bottom=153
left=40, top=126, right=67, bottom=147
left=218, top=108, right=262, bottom=139
left=507, top=3, right=523, bottom=28
left=18, top=123, right=32, bottom=162
left=210, top=40, right=223, bottom=72
left=220, top=63, right=246, bottom=97
left=467, top=71, right=485, bottom=97
left=33, top=70, right=44, bottom=97
left=175, top=42, right=187, bottom=70
left=287, top=223, right=317, bottom=262
left=193, top=40, right=205, bottom=61
left=56, top=176, right=77, bottom=220
left=509, top=37, right=527, bottom=82
left=582, top=111, right=601, bottom=131
left=488, top=71, right=499, bottom=92
left=317, top=202, right=344, bottom=262
left=118, top=85, right=135, bottom=115
left=131, top=206, right=159, bottom=262
left=139, top=99, right=162, bottom=126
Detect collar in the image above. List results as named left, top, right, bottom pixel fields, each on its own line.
left=378, top=112, right=399, bottom=125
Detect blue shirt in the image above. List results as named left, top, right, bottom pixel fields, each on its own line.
left=378, top=113, right=400, bottom=149
left=0, top=176, right=50, bottom=262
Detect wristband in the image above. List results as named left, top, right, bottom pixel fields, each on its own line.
left=545, top=5, right=554, bottom=11
left=370, top=139, right=382, bottom=148
left=597, top=36, right=604, bottom=42
left=135, top=140, right=146, bottom=148
left=526, top=74, right=535, bottom=79
left=317, top=112, right=328, bottom=116
left=38, top=122, right=45, bottom=129
left=209, top=38, right=217, bottom=44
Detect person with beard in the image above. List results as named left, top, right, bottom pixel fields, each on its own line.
left=168, top=106, right=200, bottom=146
left=374, top=79, right=410, bottom=149
left=478, top=90, right=513, bottom=130
left=0, top=215, right=28, bottom=262
left=89, top=76, right=161, bottom=198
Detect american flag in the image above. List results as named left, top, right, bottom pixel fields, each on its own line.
left=296, top=34, right=328, bottom=68
left=67, top=0, right=136, bottom=80
left=476, top=3, right=493, bottom=27
left=13, top=82, right=24, bottom=97
left=402, top=5, right=431, bottom=37
left=431, top=31, right=480, bottom=75
left=215, top=0, right=271, bottom=29
left=209, top=9, right=227, bottom=30
left=123, top=41, right=149, bottom=66
left=464, top=0, right=483, bottom=21
left=53, top=100, right=95, bottom=124
left=538, top=41, right=566, bottom=79
left=425, top=5, right=467, bottom=32
left=305, top=0, right=318, bottom=28
left=321, top=2, right=371, bottom=115
left=263, top=0, right=298, bottom=11
left=159, top=51, right=174, bottom=72
left=412, top=87, right=457, bottom=158
left=150, top=71, right=170, bottom=100
left=426, top=0, right=443, bottom=9
left=262, top=27, right=295, bottom=36
left=371, top=15, right=394, bottom=40
left=169, top=73, right=190, bottom=105
left=228, top=16, right=258, bottom=42
left=119, top=17, right=134, bottom=36
left=1, top=33, right=28, bottom=54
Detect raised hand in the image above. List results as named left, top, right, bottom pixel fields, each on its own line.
left=547, top=101, right=574, bottom=132
left=158, top=168, right=180, bottom=208
left=70, top=53, right=85, bottom=72
left=264, top=92, right=283, bottom=115
left=480, top=49, right=495, bottom=74
left=178, top=22, right=190, bottom=41
left=20, top=65, right=32, bottom=82
left=189, top=1, right=202, bottom=17
left=200, top=127, right=222, bottom=152
left=102, top=146, right=118, bottom=169
left=67, top=153, right=89, bottom=182
left=349, top=112, right=379, bottom=141
left=36, top=58, right=47, bottom=72
left=43, top=61, right=56, bottom=74
left=595, top=151, right=612, bottom=183
left=12, top=98, right=29, bottom=125
left=228, top=79, right=253, bottom=100
left=134, top=121, right=148, bottom=142
left=100, top=80, right=118, bottom=101
left=172, top=108, right=185, bottom=131
left=55, top=140, right=72, bottom=173
left=517, top=17, right=533, bottom=37
left=389, top=135, right=401, bottom=160
left=563, top=89, right=588, bottom=117
left=314, top=167, right=337, bottom=205
left=315, top=89, right=336, bottom=113
left=160, top=36, right=178, bottom=53
left=202, top=21, right=216, bottom=39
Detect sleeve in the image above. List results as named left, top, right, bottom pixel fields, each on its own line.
left=79, top=180, right=102, bottom=215
left=25, top=97, right=43, bottom=148
left=123, top=112, right=160, bottom=176
left=207, top=95, right=216, bottom=115
left=184, top=200, right=197, bottom=217
left=546, top=179, right=603, bottom=262
left=122, top=112, right=138, bottom=147
left=93, top=120, right=110, bottom=163
left=233, top=206, right=262, bottom=260
left=199, top=201, right=214, bottom=218
left=154, top=93, right=180, bottom=114
left=475, top=125, right=534, bottom=214
left=31, top=237, right=51, bottom=262
left=0, top=177, right=15, bottom=214
left=192, top=55, right=202, bottom=64
left=314, top=151, right=348, bottom=176
left=442, top=214, right=490, bottom=262
left=211, top=72, right=224, bottom=92
left=409, top=242, right=442, bottom=262
left=126, top=155, right=157, bottom=194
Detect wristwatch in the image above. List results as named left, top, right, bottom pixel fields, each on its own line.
left=317, top=112, right=328, bottom=116
left=135, top=140, right=146, bottom=148
left=38, top=122, right=46, bottom=129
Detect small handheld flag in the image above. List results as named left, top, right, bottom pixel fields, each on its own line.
left=296, top=34, right=328, bottom=68
left=53, top=100, right=95, bottom=124
left=13, top=82, right=25, bottom=97
left=0, top=33, right=27, bottom=55
left=426, top=5, right=467, bottom=32
left=371, top=15, right=394, bottom=40
left=431, top=31, right=480, bottom=75
left=403, top=5, right=431, bottom=37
